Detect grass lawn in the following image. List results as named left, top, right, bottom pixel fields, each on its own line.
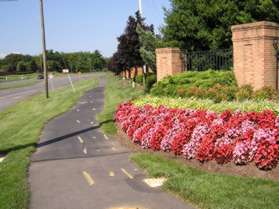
left=132, top=152, right=279, bottom=209
left=0, top=73, right=38, bottom=82
left=0, top=79, right=39, bottom=90
left=0, top=75, right=99, bottom=209
left=97, top=73, right=144, bottom=135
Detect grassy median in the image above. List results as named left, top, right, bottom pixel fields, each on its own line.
left=132, top=153, right=279, bottom=209
left=0, top=75, right=98, bottom=209
left=0, top=79, right=39, bottom=91
left=97, top=73, right=143, bottom=135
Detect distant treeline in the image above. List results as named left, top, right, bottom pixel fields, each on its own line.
left=0, top=50, right=107, bottom=74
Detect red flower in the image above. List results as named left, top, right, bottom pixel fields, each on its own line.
left=254, top=141, right=279, bottom=170
left=214, top=143, right=234, bottom=164
left=115, top=102, right=279, bottom=171
left=196, top=134, right=215, bottom=162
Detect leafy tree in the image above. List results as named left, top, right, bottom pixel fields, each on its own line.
left=47, top=60, right=61, bottom=72
left=108, top=52, right=124, bottom=75
left=137, top=25, right=167, bottom=72
left=26, top=60, right=38, bottom=72
left=16, top=61, right=27, bottom=72
left=162, top=0, right=279, bottom=51
left=110, top=11, right=151, bottom=79
left=0, top=50, right=106, bottom=74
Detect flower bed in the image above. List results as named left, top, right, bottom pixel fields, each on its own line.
left=115, top=102, right=279, bottom=170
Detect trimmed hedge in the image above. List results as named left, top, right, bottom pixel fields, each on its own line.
left=150, top=70, right=278, bottom=102
left=151, top=70, right=236, bottom=97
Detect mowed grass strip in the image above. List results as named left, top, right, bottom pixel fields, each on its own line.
left=0, top=76, right=98, bottom=209
left=0, top=78, right=39, bottom=90
left=97, top=73, right=143, bottom=135
left=132, top=153, right=279, bottom=209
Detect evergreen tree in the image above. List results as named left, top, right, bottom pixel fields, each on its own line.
left=163, top=0, right=279, bottom=51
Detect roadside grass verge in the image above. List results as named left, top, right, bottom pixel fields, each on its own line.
left=0, top=73, right=37, bottom=82
left=97, top=73, right=144, bottom=135
left=132, top=152, right=279, bottom=209
left=0, top=79, right=39, bottom=90
left=0, top=76, right=98, bottom=209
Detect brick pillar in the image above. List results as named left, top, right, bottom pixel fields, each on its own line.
left=232, top=21, right=279, bottom=90
left=156, top=48, right=184, bottom=81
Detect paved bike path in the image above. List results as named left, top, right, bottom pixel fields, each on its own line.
left=29, top=78, right=194, bottom=209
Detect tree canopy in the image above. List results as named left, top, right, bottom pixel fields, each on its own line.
left=109, top=11, right=153, bottom=74
left=162, top=0, right=279, bottom=51
left=0, top=50, right=106, bottom=74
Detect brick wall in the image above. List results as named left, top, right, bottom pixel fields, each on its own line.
left=156, top=48, right=184, bottom=81
left=232, top=21, right=279, bottom=90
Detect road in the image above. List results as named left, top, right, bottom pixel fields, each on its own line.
left=29, top=78, right=194, bottom=209
left=0, top=73, right=94, bottom=112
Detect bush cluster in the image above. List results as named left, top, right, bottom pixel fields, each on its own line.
left=150, top=70, right=278, bottom=102
left=116, top=102, right=279, bottom=170
left=135, top=73, right=157, bottom=92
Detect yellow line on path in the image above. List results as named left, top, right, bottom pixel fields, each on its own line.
left=78, top=136, right=84, bottom=144
left=104, top=134, right=109, bottom=140
left=82, top=171, right=95, bottom=186
left=121, top=168, right=134, bottom=179
left=109, top=171, right=115, bottom=177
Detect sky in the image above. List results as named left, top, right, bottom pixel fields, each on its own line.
left=0, top=0, right=171, bottom=58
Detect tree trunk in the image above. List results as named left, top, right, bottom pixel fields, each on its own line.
left=128, top=69, right=131, bottom=79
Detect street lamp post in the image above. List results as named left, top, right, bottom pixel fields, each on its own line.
left=138, top=0, right=142, bottom=15
left=39, top=0, right=49, bottom=98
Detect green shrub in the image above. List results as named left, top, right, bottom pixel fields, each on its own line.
left=176, top=86, right=187, bottom=97
left=253, top=86, right=278, bottom=100
left=185, top=86, right=207, bottom=98
left=134, top=73, right=157, bottom=92
left=145, top=74, right=157, bottom=92
left=151, top=70, right=237, bottom=98
left=135, top=74, right=143, bottom=84
left=150, top=70, right=278, bottom=103
left=236, top=85, right=253, bottom=101
left=206, top=84, right=237, bottom=102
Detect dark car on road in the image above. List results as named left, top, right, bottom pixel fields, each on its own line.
left=37, top=74, right=44, bottom=80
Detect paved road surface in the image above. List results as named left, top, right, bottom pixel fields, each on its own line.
left=0, top=73, right=93, bottom=112
left=29, top=78, right=194, bottom=209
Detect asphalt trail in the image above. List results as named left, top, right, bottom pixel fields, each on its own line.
left=29, top=78, right=194, bottom=209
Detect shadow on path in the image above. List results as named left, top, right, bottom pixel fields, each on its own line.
left=0, top=119, right=114, bottom=155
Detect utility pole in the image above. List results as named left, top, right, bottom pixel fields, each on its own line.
left=138, top=0, right=142, bottom=15
left=40, top=0, right=49, bottom=98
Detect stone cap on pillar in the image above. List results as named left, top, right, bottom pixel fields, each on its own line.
left=232, top=21, right=279, bottom=41
left=155, top=48, right=182, bottom=54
